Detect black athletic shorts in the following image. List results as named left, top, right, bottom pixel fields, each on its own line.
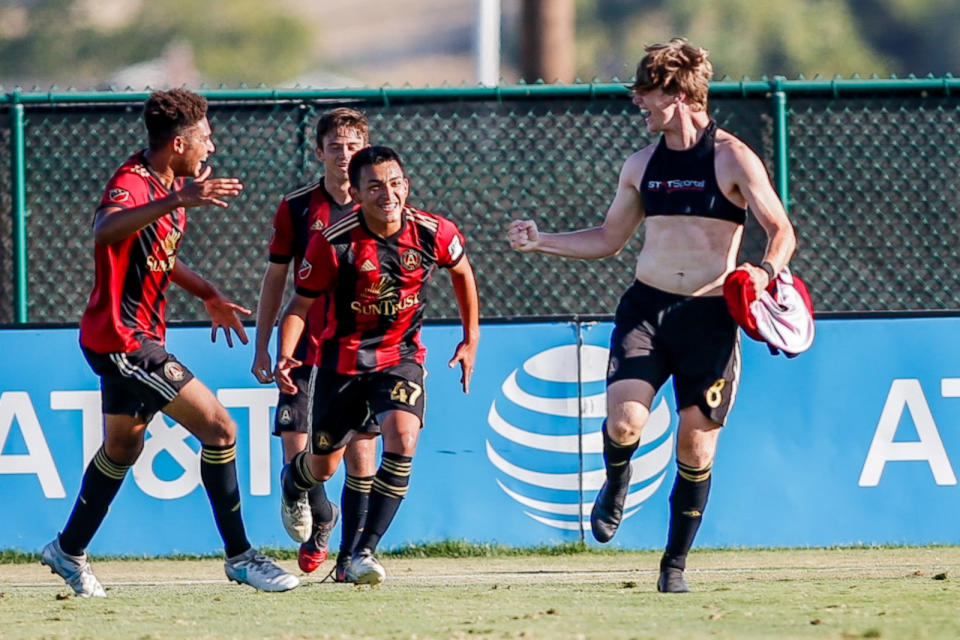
left=81, top=340, right=194, bottom=421
left=273, top=364, right=381, bottom=437
left=606, top=279, right=741, bottom=425
left=306, top=361, right=425, bottom=454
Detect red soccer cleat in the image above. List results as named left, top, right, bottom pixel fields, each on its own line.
left=297, top=542, right=328, bottom=573
left=297, top=504, right=339, bottom=573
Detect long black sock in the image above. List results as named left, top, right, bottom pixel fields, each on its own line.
left=339, top=474, right=373, bottom=559
left=661, top=460, right=712, bottom=571
left=355, top=453, right=412, bottom=553
left=200, top=442, right=251, bottom=559
left=59, top=446, right=129, bottom=556
left=602, top=421, right=639, bottom=486
left=308, top=482, right=334, bottom=526
left=282, top=451, right=318, bottom=502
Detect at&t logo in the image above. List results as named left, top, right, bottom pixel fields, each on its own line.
left=485, top=344, right=674, bottom=533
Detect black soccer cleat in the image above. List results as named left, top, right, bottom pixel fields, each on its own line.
left=590, top=479, right=629, bottom=543
left=657, top=567, right=690, bottom=593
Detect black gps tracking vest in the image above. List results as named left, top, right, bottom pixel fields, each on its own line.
left=639, top=121, right=746, bottom=225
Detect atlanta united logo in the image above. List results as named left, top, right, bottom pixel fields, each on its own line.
left=401, top=250, right=422, bottom=271
left=316, top=432, right=332, bottom=450
left=277, top=407, right=294, bottom=425
left=163, top=361, right=186, bottom=382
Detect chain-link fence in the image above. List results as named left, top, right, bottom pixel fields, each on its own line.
left=1, top=82, right=958, bottom=325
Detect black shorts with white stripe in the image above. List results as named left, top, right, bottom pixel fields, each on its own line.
left=82, top=340, right=194, bottom=421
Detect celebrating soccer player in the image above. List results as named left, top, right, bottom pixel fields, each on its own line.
left=42, top=89, right=298, bottom=596
left=250, top=108, right=380, bottom=578
left=508, top=39, right=796, bottom=592
left=274, top=145, right=480, bottom=584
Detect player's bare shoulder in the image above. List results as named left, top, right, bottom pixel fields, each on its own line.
left=620, top=142, right=658, bottom=189
left=714, top=127, right=764, bottom=174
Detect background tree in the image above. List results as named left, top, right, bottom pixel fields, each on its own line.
left=575, top=0, right=893, bottom=80
left=0, top=0, right=312, bottom=87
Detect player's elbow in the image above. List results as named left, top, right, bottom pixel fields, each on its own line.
left=93, top=226, right=121, bottom=246
left=593, top=239, right=627, bottom=259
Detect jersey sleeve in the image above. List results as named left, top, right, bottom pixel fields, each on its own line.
left=295, top=232, right=338, bottom=297
left=268, top=198, right=295, bottom=264
left=98, top=169, right=151, bottom=211
left=434, top=216, right=467, bottom=269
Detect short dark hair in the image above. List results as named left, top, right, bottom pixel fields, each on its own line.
left=143, top=89, right=208, bottom=151
left=348, top=145, right=404, bottom=189
left=316, top=107, right=369, bottom=147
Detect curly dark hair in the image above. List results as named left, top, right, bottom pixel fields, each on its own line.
left=143, top=89, right=208, bottom=150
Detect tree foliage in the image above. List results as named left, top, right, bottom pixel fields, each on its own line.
left=575, top=0, right=958, bottom=80
left=0, top=0, right=313, bottom=87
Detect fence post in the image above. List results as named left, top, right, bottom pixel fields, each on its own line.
left=770, top=76, right=790, bottom=213
left=10, top=89, right=28, bottom=323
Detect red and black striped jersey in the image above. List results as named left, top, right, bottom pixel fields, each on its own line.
left=295, top=206, right=466, bottom=374
left=267, top=180, right=357, bottom=361
left=268, top=179, right=356, bottom=270
left=79, top=151, right=186, bottom=354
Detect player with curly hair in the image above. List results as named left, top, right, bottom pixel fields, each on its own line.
left=42, top=88, right=298, bottom=596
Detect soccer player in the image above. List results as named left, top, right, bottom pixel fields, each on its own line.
left=42, top=89, right=299, bottom=597
left=250, top=108, right=380, bottom=576
left=274, top=145, right=479, bottom=585
left=508, top=38, right=796, bottom=592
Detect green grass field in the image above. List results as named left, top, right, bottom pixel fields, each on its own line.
left=2, top=546, right=958, bottom=639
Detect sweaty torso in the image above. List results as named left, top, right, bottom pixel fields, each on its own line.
left=627, top=123, right=748, bottom=296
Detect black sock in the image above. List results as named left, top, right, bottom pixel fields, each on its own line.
left=662, top=460, right=712, bottom=571
left=308, top=482, right=334, bottom=527
left=355, top=453, right=412, bottom=553
left=339, top=474, right=374, bottom=559
left=602, top=421, right=639, bottom=486
left=282, top=451, right=319, bottom=502
left=59, top=446, right=129, bottom=556
left=200, top=442, right=251, bottom=559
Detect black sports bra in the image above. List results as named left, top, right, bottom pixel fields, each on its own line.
left=639, top=121, right=746, bottom=225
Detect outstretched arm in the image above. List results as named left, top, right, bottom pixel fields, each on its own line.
left=171, top=261, right=251, bottom=347
left=447, top=256, right=480, bottom=393
left=251, top=262, right=290, bottom=383
left=94, top=166, right=243, bottom=245
left=507, top=153, right=647, bottom=259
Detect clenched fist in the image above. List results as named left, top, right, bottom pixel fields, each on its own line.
left=507, top=219, right=540, bottom=252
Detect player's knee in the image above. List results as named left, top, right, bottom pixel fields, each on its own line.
left=606, top=413, right=645, bottom=445
left=306, top=453, right=337, bottom=482
left=104, top=435, right=143, bottom=465
left=203, top=412, right=237, bottom=446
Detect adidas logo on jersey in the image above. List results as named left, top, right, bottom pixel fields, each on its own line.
left=360, top=259, right=376, bottom=272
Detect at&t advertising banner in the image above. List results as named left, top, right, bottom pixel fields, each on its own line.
left=1, top=318, right=959, bottom=554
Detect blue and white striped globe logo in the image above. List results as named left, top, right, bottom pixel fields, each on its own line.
left=486, top=344, right=674, bottom=532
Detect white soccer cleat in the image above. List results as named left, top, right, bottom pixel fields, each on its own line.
left=41, top=537, right=106, bottom=598
left=280, top=491, right=313, bottom=543
left=225, top=548, right=300, bottom=592
left=345, top=548, right=386, bottom=585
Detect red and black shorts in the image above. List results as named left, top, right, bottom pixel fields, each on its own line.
left=305, top=361, right=425, bottom=454
left=81, top=340, right=194, bottom=421
left=607, top=279, right=741, bottom=425
left=273, top=363, right=381, bottom=437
